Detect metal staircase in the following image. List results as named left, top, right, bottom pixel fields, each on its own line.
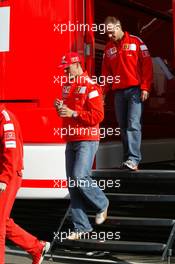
left=51, top=169, right=175, bottom=263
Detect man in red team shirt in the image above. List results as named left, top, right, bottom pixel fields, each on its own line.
left=102, top=16, right=153, bottom=170
left=55, top=52, right=109, bottom=240
left=0, top=104, right=50, bottom=264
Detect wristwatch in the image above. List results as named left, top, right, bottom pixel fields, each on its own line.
left=72, top=111, right=78, bottom=118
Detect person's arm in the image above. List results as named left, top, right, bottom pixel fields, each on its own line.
left=0, top=118, right=17, bottom=185
left=76, top=85, right=104, bottom=126
left=138, top=41, right=153, bottom=93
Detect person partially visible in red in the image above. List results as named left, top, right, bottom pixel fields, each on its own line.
left=0, top=103, right=50, bottom=264
left=102, top=16, right=153, bottom=170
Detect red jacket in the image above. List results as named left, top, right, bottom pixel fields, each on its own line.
left=0, top=104, right=23, bottom=184
left=102, top=32, right=153, bottom=93
left=62, top=71, right=104, bottom=142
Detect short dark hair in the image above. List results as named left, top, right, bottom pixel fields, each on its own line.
left=104, top=16, right=121, bottom=27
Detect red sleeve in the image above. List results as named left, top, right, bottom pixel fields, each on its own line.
left=0, top=118, right=17, bottom=185
left=76, top=84, right=104, bottom=126
left=138, top=41, right=153, bottom=92
left=101, top=49, right=113, bottom=94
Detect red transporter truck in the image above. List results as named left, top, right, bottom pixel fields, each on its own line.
left=0, top=0, right=94, bottom=199
left=0, top=0, right=175, bottom=199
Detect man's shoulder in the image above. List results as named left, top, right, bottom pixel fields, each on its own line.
left=84, top=76, right=97, bottom=86
left=0, top=107, right=11, bottom=123
left=77, top=72, right=102, bottom=95
left=0, top=107, right=18, bottom=129
left=0, top=108, right=15, bottom=138
left=82, top=76, right=102, bottom=95
left=128, top=33, right=150, bottom=52
left=79, top=72, right=97, bottom=86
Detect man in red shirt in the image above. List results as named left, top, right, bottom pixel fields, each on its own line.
left=102, top=16, right=153, bottom=170
left=55, top=52, right=109, bottom=239
left=0, top=104, right=50, bottom=264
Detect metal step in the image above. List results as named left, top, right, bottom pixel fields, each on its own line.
left=58, top=240, right=166, bottom=253
left=92, top=169, right=175, bottom=179
left=51, top=249, right=164, bottom=264
left=8, top=248, right=170, bottom=264
left=88, top=216, right=175, bottom=227
left=107, top=193, right=175, bottom=202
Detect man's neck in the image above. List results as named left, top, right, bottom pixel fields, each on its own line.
left=116, top=31, right=124, bottom=43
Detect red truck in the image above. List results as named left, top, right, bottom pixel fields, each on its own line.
left=0, top=0, right=175, bottom=198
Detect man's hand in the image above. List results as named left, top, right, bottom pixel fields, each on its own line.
left=58, top=105, right=74, bottom=118
left=54, top=98, right=63, bottom=109
left=54, top=99, right=64, bottom=116
left=141, top=90, right=149, bottom=102
left=0, top=182, right=7, bottom=192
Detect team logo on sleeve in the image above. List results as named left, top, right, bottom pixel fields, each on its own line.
left=88, top=90, right=99, bottom=99
left=140, top=44, right=150, bottom=57
left=5, top=141, right=16, bottom=148
left=4, top=131, right=16, bottom=141
left=3, top=123, right=14, bottom=131
left=4, top=130, right=16, bottom=148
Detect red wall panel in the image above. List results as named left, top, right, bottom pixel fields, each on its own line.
left=0, top=0, right=91, bottom=143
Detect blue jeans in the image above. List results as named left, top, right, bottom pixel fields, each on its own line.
left=66, top=141, right=109, bottom=232
left=114, top=86, right=143, bottom=165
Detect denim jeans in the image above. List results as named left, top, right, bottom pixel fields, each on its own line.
left=66, top=141, right=109, bottom=232
left=114, top=86, right=143, bottom=165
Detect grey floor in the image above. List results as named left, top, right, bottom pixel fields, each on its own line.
left=5, top=252, right=175, bottom=264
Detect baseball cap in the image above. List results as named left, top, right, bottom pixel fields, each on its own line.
left=58, top=52, right=81, bottom=69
